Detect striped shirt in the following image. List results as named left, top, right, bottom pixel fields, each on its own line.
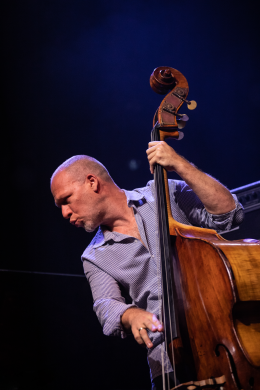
left=82, top=179, right=243, bottom=380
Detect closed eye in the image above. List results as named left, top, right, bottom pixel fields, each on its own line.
left=55, top=195, right=71, bottom=208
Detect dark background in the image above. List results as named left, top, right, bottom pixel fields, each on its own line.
left=2, top=1, right=260, bottom=389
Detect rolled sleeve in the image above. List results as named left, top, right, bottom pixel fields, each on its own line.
left=169, top=180, right=244, bottom=232
left=83, top=259, right=136, bottom=338
left=207, top=194, right=244, bottom=231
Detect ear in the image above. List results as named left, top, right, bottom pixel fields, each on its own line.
left=85, top=174, right=99, bottom=193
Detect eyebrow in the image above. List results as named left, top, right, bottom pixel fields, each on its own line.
left=55, top=200, right=61, bottom=208
left=54, top=194, right=70, bottom=208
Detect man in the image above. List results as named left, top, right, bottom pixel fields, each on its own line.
left=51, top=141, right=244, bottom=389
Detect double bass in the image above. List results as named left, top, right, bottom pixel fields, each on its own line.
left=149, top=66, right=260, bottom=389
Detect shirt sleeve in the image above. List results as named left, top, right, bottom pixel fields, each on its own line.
left=83, top=259, right=136, bottom=338
left=168, top=179, right=244, bottom=232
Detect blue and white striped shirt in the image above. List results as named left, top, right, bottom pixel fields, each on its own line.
left=82, top=179, right=243, bottom=380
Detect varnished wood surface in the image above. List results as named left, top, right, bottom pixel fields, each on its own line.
left=234, top=302, right=260, bottom=367
left=216, top=242, right=260, bottom=301
left=172, top=234, right=260, bottom=389
left=160, top=130, right=260, bottom=387
left=151, top=67, right=190, bottom=130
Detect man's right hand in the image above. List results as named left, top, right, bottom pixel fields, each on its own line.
left=121, top=307, right=164, bottom=348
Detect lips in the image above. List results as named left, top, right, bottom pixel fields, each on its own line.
left=70, top=218, right=83, bottom=228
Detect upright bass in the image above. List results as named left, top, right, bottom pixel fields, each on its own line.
left=150, top=66, right=260, bottom=390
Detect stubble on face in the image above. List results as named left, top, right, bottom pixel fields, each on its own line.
left=73, top=190, right=102, bottom=233
left=52, top=169, right=107, bottom=233
left=83, top=220, right=97, bottom=233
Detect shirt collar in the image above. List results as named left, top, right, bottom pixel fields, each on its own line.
left=123, top=189, right=145, bottom=206
left=92, top=189, right=145, bottom=249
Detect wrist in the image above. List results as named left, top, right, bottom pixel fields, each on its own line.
left=170, top=155, right=191, bottom=175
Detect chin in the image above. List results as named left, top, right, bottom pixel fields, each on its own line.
left=83, top=223, right=97, bottom=233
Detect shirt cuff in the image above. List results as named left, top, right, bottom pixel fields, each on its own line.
left=207, top=194, right=244, bottom=231
left=95, top=300, right=137, bottom=339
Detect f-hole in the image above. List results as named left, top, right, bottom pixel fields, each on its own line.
left=215, top=344, right=243, bottom=390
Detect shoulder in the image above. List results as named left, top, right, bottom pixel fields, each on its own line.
left=133, top=179, right=189, bottom=208
left=144, top=178, right=186, bottom=197
left=123, top=181, right=156, bottom=204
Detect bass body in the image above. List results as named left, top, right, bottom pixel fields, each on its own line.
left=150, top=66, right=260, bottom=389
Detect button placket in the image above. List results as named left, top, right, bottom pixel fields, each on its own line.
left=133, top=205, right=153, bottom=257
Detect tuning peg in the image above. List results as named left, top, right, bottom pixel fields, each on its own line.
left=177, top=120, right=186, bottom=129
left=177, top=113, right=189, bottom=121
left=177, top=131, right=184, bottom=140
left=187, top=100, right=197, bottom=110
left=172, top=91, right=197, bottom=110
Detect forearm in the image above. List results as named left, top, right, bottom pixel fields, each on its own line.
left=83, top=261, right=137, bottom=337
left=147, top=141, right=236, bottom=215
left=173, top=157, right=236, bottom=215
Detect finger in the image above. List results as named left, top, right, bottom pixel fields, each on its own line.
left=148, top=141, right=161, bottom=148
left=146, top=145, right=159, bottom=156
left=147, top=145, right=166, bottom=162
left=149, top=162, right=154, bottom=175
left=145, top=155, right=155, bottom=174
left=132, top=328, right=146, bottom=346
left=146, top=151, right=160, bottom=174
left=143, top=316, right=164, bottom=333
left=144, top=316, right=164, bottom=332
left=146, top=150, right=157, bottom=163
left=148, top=156, right=160, bottom=172
left=148, top=141, right=167, bottom=153
left=138, top=328, right=153, bottom=348
left=151, top=314, right=164, bottom=332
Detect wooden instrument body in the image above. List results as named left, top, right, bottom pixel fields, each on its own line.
left=150, top=66, right=260, bottom=389
left=171, top=229, right=260, bottom=389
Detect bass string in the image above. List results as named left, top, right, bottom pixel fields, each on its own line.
left=152, top=128, right=166, bottom=389
left=155, top=163, right=166, bottom=390
left=160, top=165, right=177, bottom=388
left=158, top=163, right=176, bottom=390
left=158, top=164, right=170, bottom=390
left=152, top=125, right=177, bottom=389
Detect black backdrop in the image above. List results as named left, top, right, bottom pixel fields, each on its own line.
left=2, top=1, right=260, bottom=389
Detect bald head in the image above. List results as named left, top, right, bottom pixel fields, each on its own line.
left=51, top=155, right=113, bottom=185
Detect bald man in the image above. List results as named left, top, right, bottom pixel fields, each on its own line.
left=51, top=141, right=244, bottom=389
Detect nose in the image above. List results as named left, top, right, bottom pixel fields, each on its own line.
left=61, top=205, right=72, bottom=219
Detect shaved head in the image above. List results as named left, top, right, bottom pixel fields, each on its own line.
left=51, top=155, right=113, bottom=184
left=50, top=155, right=122, bottom=232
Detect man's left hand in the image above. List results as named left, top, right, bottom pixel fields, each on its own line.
left=146, top=141, right=184, bottom=174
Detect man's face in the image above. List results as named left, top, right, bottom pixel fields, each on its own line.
left=51, top=170, right=103, bottom=232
